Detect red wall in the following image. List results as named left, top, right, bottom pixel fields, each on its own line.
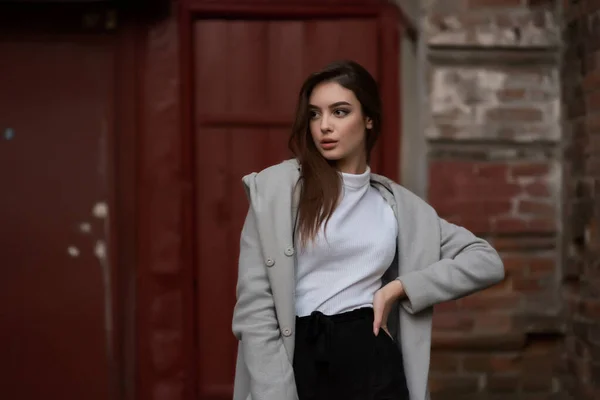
left=0, top=5, right=126, bottom=399
left=0, top=2, right=404, bottom=400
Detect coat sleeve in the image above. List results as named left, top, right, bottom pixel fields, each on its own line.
left=232, top=207, right=298, bottom=400
left=398, top=218, right=505, bottom=314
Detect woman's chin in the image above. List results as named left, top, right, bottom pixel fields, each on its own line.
left=319, top=149, right=344, bottom=161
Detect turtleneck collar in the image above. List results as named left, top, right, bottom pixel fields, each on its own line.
left=340, top=166, right=370, bottom=190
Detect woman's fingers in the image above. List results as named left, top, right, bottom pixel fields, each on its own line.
left=372, top=290, right=384, bottom=335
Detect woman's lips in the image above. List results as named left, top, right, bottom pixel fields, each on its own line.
left=320, top=140, right=338, bottom=150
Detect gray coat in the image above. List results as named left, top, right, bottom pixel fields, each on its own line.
left=232, top=159, right=504, bottom=400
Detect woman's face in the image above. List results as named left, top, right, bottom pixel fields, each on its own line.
left=308, top=81, right=372, bottom=173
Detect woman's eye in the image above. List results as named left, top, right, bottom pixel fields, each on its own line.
left=309, top=110, right=320, bottom=120
left=333, top=109, right=349, bottom=117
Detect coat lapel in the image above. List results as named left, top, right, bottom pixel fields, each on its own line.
left=259, top=162, right=300, bottom=362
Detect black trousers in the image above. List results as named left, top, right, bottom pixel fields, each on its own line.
left=293, top=307, right=409, bottom=400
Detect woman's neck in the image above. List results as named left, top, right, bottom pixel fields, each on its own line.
left=336, top=155, right=367, bottom=175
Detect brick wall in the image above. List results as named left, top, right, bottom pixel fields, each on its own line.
left=421, top=0, right=565, bottom=398
left=562, top=0, right=600, bottom=399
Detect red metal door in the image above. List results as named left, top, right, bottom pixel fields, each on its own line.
left=193, top=18, right=380, bottom=399
left=0, top=22, right=116, bottom=400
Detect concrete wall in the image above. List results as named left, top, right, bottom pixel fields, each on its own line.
left=561, top=1, right=600, bottom=399
left=409, top=0, right=565, bottom=398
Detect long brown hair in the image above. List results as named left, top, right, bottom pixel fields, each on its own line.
left=289, top=60, right=382, bottom=245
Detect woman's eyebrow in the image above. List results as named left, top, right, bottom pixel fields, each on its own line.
left=308, top=101, right=352, bottom=109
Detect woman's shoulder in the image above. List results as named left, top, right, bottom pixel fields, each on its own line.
left=260, top=158, right=300, bottom=178
left=243, top=158, right=299, bottom=182
left=242, top=158, right=300, bottom=196
left=371, top=172, right=437, bottom=214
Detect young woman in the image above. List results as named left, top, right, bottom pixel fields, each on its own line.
left=231, top=60, right=504, bottom=400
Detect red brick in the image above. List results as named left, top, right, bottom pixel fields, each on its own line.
left=498, top=127, right=518, bottom=139
left=587, top=326, right=600, bottom=346
left=528, top=218, right=556, bottom=233
left=588, top=343, right=600, bottom=361
left=473, top=313, right=513, bottom=332
left=528, top=257, right=556, bottom=277
left=589, top=137, right=600, bottom=157
left=465, top=353, right=522, bottom=373
left=529, top=89, right=552, bottom=102
left=492, top=237, right=556, bottom=251
left=566, top=298, right=581, bottom=316
left=585, top=113, right=600, bottom=132
left=524, top=181, right=551, bottom=197
left=435, top=199, right=512, bottom=218
left=483, top=275, right=513, bottom=292
left=448, top=216, right=492, bottom=234
left=429, top=161, right=521, bottom=207
left=487, top=107, right=544, bottom=122
left=500, top=66, right=548, bottom=83
left=528, top=335, right=562, bottom=351
left=511, top=163, right=551, bottom=178
left=429, top=160, right=473, bottom=179
left=460, top=182, right=522, bottom=200
left=435, top=301, right=460, bottom=313
left=518, top=199, right=555, bottom=216
left=424, top=6, right=600, bottom=399
left=497, top=88, right=527, bottom=102
left=475, top=163, right=510, bottom=180
left=487, top=375, right=520, bottom=392
left=513, top=276, right=547, bottom=292
left=495, top=216, right=556, bottom=234
left=583, top=70, right=600, bottom=91
left=463, top=355, right=494, bottom=372
left=580, top=299, right=600, bottom=319
left=513, top=310, right=564, bottom=334
left=428, top=161, right=467, bottom=200
left=586, top=90, right=600, bottom=109
left=490, top=354, right=523, bottom=373
left=501, top=255, right=531, bottom=276
left=523, top=341, right=561, bottom=364
left=468, top=0, right=523, bottom=7
left=501, top=254, right=556, bottom=277
left=433, top=313, right=475, bottom=331
left=461, top=293, right=522, bottom=310
left=432, top=332, right=526, bottom=351
left=430, top=352, right=461, bottom=372
left=436, top=124, right=459, bottom=138
left=429, top=376, right=480, bottom=394
left=586, top=156, right=600, bottom=173
left=494, top=217, right=529, bottom=233
left=521, top=376, right=554, bottom=392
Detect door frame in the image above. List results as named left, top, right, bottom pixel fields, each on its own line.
left=0, top=4, right=139, bottom=400
left=180, top=1, right=407, bottom=184
left=148, top=1, right=411, bottom=399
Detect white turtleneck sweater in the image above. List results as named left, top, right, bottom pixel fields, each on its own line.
left=294, top=167, right=398, bottom=317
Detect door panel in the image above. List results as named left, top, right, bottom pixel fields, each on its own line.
left=0, top=35, right=114, bottom=400
left=303, top=20, right=378, bottom=77
left=193, top=18, right=379, bottom=399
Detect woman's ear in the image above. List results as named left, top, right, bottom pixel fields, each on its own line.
left=365, top=117, right=373, bottom=130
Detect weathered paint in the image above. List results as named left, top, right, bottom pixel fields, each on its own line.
left=80, top=222, right=92, bottom=233
left=67, top=246, right=81, bottom=257
left=0, top=11, right=116, bottom=400
left=93, top=201, right=109, bottom=219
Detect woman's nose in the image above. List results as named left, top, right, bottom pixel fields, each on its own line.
left=320, top=115, right=332, bottom=133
